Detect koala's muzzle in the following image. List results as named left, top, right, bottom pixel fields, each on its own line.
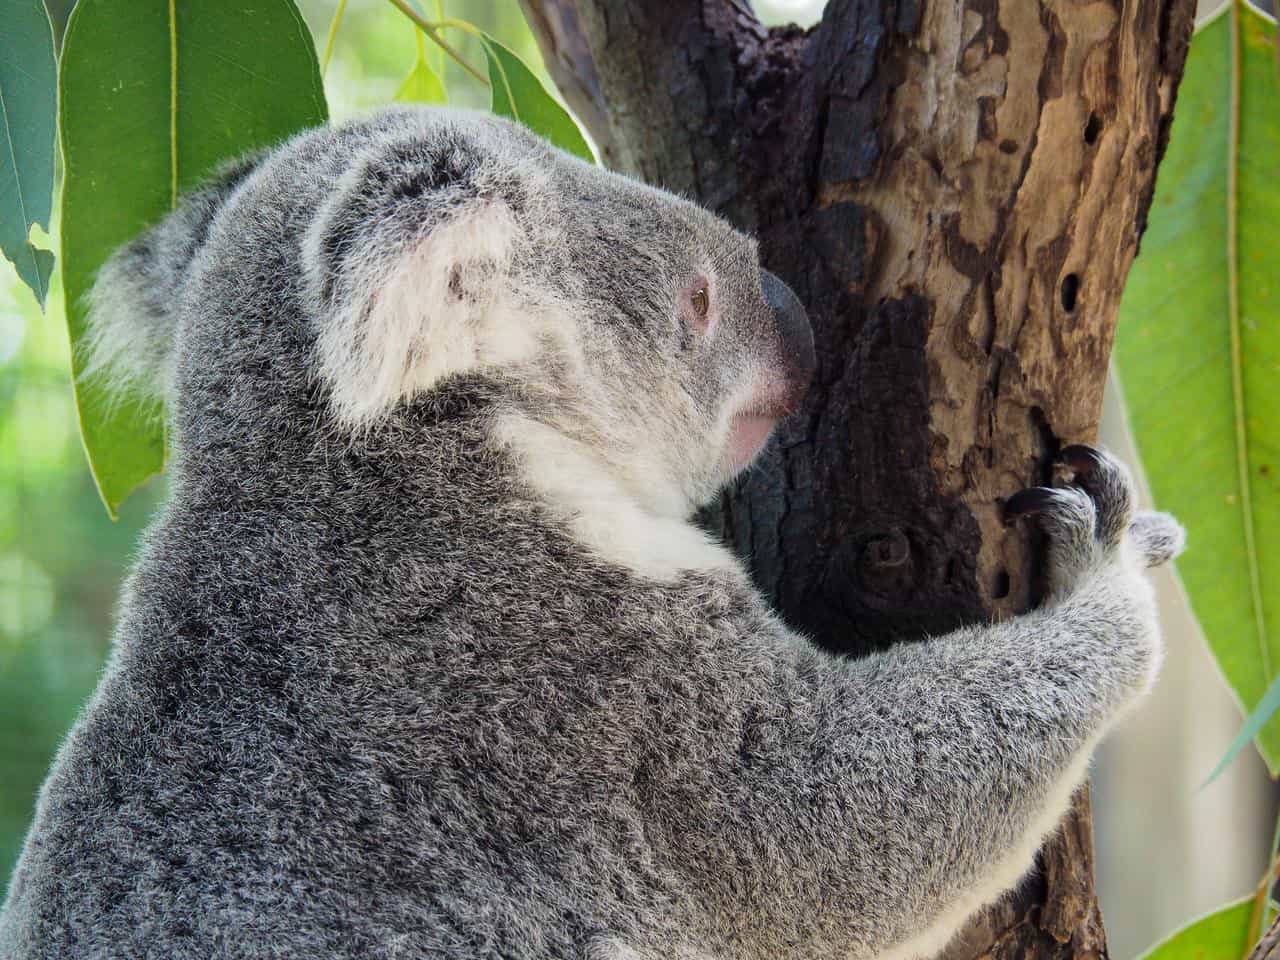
left=761, top=270, right=816, bottom=415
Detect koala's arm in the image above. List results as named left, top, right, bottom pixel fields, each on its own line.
left=652, top=448, right=1181, bottom=959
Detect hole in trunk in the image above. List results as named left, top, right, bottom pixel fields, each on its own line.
left=1061, top=273, right=1080, bottom=312
left=1084, top=112, right=1103, bottom=145
left=992, top=568, right=1011, bottom=599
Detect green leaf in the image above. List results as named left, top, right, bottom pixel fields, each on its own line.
left=477, top=33, right=594, bottom=163
left=397, top=59, right=446, bottom=105
left=0, top=0, right=57, bottom=306
left=1206, top=665, right=1280, bottom=785
left=1136, top=897, right=1254, bottom=960
left=1113, top=2, right=1280, bottom=771
left=396, top=35, right=446, bottom=105
left=60, top=0, right=327, bottom=517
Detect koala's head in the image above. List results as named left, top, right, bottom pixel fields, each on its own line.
left=303, top=110, right=814, bottom=518
left=89, top=108, right=814, bottom=522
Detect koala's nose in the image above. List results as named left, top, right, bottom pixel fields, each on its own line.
left=761, top=270, right=816, bottom=414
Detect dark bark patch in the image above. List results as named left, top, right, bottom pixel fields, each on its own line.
left=728, top=294, right=985, bottom=654
left=977, top=96, right=999, bottom=142
left=1037, top=8, right=1067, bottom=102
left=810, top=201, right=872, bottom=285
left=820, top=99, right=883, bottom=182
left=943, top=214, right=992, bottom=283
left=895, top=0, right=922, bottom=36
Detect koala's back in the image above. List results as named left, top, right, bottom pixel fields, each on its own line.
left=0, top=110, right=755, bottom=960
left=1, top=424, right=774, bottom=959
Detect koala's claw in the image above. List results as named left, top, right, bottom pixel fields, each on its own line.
left=1057, top=444, right=1105, bottom=476
left=1058, top=444, right=1133, bottom=549
left=1007, top=446, right=1145, bottom=596
left=1003, top=487, right=1065, bottom=524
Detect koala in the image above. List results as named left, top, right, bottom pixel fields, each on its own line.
left=0, top=107, right=1182, bottom=960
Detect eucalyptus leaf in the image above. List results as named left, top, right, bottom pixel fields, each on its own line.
left=60, top=0, right=327, bottom=517
left=478, top=33, right=594, bottom=163
left=1113, top=2, right=1280, bottom=771
left=1136, top=897, right=1254, bottom=960
left=396, top=38, right=447, bottom=104
left=0, top=0, right=57, bottom=306
left=1206, top=662, right=1280, bottom=786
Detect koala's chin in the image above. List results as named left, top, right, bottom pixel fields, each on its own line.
left=727, top=412, right=780, bottom=471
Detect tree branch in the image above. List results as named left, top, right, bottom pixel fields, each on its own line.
left=1249, top=914, right=1280, bottom=960
left=516, top=0, right=615, bottom=159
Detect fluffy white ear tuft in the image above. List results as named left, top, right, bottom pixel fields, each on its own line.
left=313, top=199, right=536, bottom=428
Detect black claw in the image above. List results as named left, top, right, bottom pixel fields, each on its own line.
left=1058, top=444, right=1105, bottom=477
left=1003, top=487, right=1061, bottom=524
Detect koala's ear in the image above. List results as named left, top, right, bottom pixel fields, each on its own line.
left=303, top=146, right=535, bottom=428
left=84, top=152, right=263, bottom=408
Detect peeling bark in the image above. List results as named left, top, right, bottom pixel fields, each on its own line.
left=521, top=0, right=1196, bottom=955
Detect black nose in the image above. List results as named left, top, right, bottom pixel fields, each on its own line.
left=761, top=270, right=816, bottom=411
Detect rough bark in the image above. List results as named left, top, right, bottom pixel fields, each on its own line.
left=521, top=0, right=1196, bottom=955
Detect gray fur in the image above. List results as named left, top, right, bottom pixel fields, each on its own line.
left=0, top=107, right=1179, bottom=960
left=1130, top=511, right=1187, bottom=568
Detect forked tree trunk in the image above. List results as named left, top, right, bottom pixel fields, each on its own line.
left=521, top=1, right=1197, bottom=955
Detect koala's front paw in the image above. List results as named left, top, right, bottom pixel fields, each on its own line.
left=1004, top=445, right=1184, bottom=598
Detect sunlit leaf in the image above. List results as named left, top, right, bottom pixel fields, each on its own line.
left=0, top=0, right=57, bottom=306
left=1136, top=897, right=1254, bottom=960
left=60, top=0, right=327, bottom=517
left=478, top=33, right=593, bottom=163
left=1114, top=2, right=1280, bottom=771
left=396, top=35, right=447, bottom=104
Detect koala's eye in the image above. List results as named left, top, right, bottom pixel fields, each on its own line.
left=680, top=275, right=715, bottom=339
left=691, top=286, right=709, bottom=319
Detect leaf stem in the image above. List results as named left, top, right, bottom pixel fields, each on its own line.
left=414, top=22, right=426, bottom=63
left=167, top=0, right=178, bottom=208
left=385, top=0, right=487, bottom=85
left=429, top=0, right=446, bottom=73
left=321, top=0, right=349, bottom=77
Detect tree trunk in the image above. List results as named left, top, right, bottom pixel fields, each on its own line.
left=521, top=0, right=1197, bottom=955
